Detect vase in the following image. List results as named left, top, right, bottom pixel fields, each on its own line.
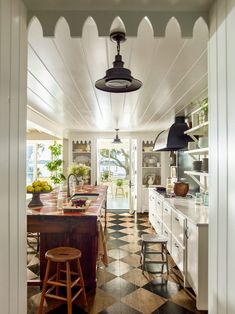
left=28, top=193, right=44, bottom=207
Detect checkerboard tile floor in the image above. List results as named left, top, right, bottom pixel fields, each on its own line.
left=27, top=212, right=208, bottom=314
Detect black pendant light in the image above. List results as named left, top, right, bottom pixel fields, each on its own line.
left=95, top=31, right=142, bottom=93
left=113, top=129, right=122, bottom=143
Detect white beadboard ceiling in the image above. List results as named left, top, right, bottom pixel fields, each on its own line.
left=27, top=15, right=208, bottom=135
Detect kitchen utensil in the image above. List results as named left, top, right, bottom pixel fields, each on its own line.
left=198, top=136, right=208, bottom=148
left=201, top=158, right=208, bottom=172
left=174, top=181, right=189, bottom=197
left=193, top=160, right=202, bottom=171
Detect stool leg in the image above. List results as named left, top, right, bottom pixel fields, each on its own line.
left=77, top=260, right=88, bottom=306
left=66, top=261, right=72, bottom=314
left=142, top=243, right=146, bottom=273
left=38, top=260, right=51, bottom=314
left=140, top=241, right=144, bottom=265
left=165, top=244, right=169, bottom=275
left=56, top=262, right=61, bottom=295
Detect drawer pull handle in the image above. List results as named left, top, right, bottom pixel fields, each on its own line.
left=164, top=230, right=168, bottom=235
left=164, top=208, right=168, bottom=212
left=174, top=243, right=179, bottom=248
left=175, top=217, right=180, bottom=222
left=157, top=201, right=160, bottom=205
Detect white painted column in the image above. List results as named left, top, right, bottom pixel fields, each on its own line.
left=208, top=1, right=235, bottom=313
left=0, top=0, right=27, bottom=313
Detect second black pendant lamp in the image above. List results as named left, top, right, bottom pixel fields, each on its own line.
left=95, top=31, right=142, bottom=93
left=112, top=129, right=122, bottom=143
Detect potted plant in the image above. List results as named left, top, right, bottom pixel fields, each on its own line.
left=116, top=178, right=123, bottom=187
left=45, top=142, right=66, bottom=186
left=68, top=163, right=90, bottom=184
left=102, top=170, right=110, bottom=182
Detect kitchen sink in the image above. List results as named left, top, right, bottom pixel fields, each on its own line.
left=70, top=193, right=99, bottom=201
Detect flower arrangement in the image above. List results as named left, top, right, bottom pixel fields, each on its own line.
left=68, top=163, right=90, bottom=183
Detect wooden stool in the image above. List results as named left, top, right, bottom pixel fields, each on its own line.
left=140, top=234, right=169, bottom=274
left=38, top=247, right=87, bottom=314
left=115, top=187, right=125, bottom=197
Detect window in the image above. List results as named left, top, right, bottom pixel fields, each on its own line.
left=26, top=140, right=62, bottom=185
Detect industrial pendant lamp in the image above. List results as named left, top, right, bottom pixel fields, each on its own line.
left=113, top=129, right=122, bottom=143
left=95, top=31, right=142, bottom=93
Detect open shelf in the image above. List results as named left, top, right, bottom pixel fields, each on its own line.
left=184, top=148, right=208, bottom=155
left=184, top=171, right=208, bottom=191
left=142, top=167, right=161, bottom=169
left=185, top=170, right=208, bottom=177
left=184, top=121, right=208, bottom=137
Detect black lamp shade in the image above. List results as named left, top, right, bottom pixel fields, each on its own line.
left=95, top=55, right=142, bottom=93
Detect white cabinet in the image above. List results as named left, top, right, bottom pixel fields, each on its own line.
left=162, top=224, right=172, bottom=254
left=69, top=137, right=95, bottom=185
left=142, top=141, right=161, bottom=186
left=141, top=187, right=149, bottom=212
left=162, top=202, right=172, bottom=230
left=171, top=234, right=186, bottom=275
left=187, top=221, right=208, bottom=310
left=148, top=192, right=208, bottom=310
left=172, top=209, right=186, bottom=247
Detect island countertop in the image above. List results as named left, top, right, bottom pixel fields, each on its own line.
left=27, top=185, right=107, bottom=217
left=27, top=185, right=108, bottom=290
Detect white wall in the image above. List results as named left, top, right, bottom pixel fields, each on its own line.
left=0, top=0, right=27, bottom=313
left=208, top=1, right=235, bottom=313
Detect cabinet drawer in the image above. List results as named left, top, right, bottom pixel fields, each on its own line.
left=162, top=225, right=172, bottom=254
left=149, top=190, right=156, bottom=210
left=154, top=214, right=162, bottom=235
left=149, top=209, right=155, bottom=226
left=156, top=197, right=163, bottom=218
left=162, top=203, right=172, bottom=229
left=171, top=236, right=186, bottom=274
left=172, top=210, right=186, bottom=246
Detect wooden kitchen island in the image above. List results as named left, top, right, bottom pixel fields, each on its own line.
left=27, top=185, right=107, bottom=291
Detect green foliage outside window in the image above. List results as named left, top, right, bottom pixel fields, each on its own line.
left=45, top=142, right=66, bottom=185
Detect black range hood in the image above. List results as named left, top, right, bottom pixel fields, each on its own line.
left=153, top=116, right=192, bottom=151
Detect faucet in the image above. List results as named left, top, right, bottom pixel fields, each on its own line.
left=67, top=173, right=83, bottom=197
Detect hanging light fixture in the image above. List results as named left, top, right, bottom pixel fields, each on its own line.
left=95, top=31, right=142, bottom=93
left=113, top=129, right=122, bottom=143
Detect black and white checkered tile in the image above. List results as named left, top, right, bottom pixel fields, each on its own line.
left=27, top=212, right=207, bottom=314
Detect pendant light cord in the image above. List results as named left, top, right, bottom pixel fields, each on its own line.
left=117, top=40, right=120, bottom=55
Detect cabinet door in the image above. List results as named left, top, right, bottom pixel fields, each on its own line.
left=162, top=224, right=172, bottom=254
left=154, top=214, right=162, bottom=235
left=171, top=235, right=186, bottom=274
left=187, top=221, right=198, bottom=293
left=172, top=209, right=186, bottom=246
left=162, top=202, right=172, bottom=230
left=141, top=187, right=149, bottom=212
left=149, top=189, right=156, bottom=210
left=156, top=196, right=163, bottom=218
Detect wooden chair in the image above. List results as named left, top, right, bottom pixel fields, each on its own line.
left=38, top=247, right=87, bottom=314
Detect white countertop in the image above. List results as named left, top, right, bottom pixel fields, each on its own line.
left=156, top=192, right=209, bottom=226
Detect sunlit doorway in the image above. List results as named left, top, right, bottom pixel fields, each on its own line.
left=97, top=139, right=137, bottom=213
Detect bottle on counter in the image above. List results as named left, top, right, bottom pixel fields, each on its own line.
left=166, top=177, right=174, bottom=194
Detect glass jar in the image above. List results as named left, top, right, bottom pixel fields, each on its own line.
left=166, top=177, right=173, bottom=194
left=203, top=192, right=209, bottom=206
left=195, top=192, right=203, bottom=205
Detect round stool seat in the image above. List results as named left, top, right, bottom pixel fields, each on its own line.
left=141, top=234, right=168, bottom=243
left=45, top=247, right=81, bottom=262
